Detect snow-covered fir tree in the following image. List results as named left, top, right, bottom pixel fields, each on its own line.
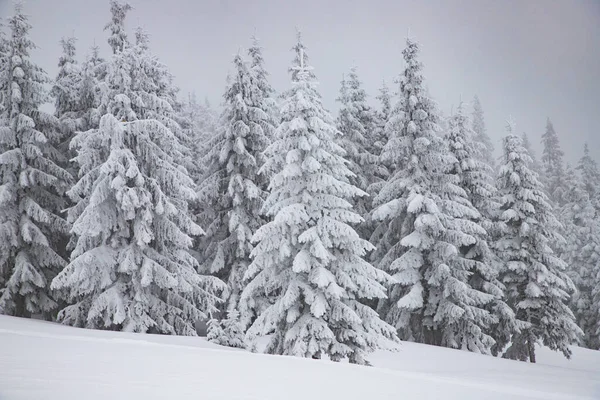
left=105, top=0, right=131, bottom=55
left=51, top=36, right=81, bottom=125
left=366, top=80, right=394, bottom=228
left=207, top=309, right=246, bottom=348
left=559, top=165, right=600, bottom=349
left=590, top=232, right=600, bottom=350
left=521, top=132, right=544, bottom=178
left=335, top=67, right=379, bottom=239
left=77, top=44, right=105, bottom=134
left=241, top=33, right=398, bottom=365
left=0, top=3, right=71, bottom=318
left=445, top=102, right=517, bottom=354
left=471, top=95, right=495, bottom=170
left=248, top=35, right=278, bottom=131
left=374, top=80, right=392, bottom=155
left=496, top=127, right=581, bottom=362
left=541, top=118, right=568, bottom=206
left=196, top=52, right=271, bottom=323
left=372, top=40, right=497, bottom=353
left=51, top=1, right=224, bottom=334
left=577, top=143, right=600, bottom=213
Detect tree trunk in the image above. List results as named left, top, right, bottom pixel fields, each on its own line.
left=527, top=336, right=536, bottom=363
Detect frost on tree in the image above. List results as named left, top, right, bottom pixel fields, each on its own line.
left=445, top=103, right=517, bottom=354
left=241, top=33, right=398, bottom=365
left=78, top=44, right=105, bottom=133
left=520, top=132, right=543, bottom=178
left=471, top=95, right=496, bottom=171
left=248, top=35, right=279, bottom=132
left=335, top=67, right=379, bottom=240
left=207, top=309, right=246, bottom=349
left=541, top=118, right=568, bottom=207
left=196, top=51, right=272, bottom=325
left=51, top=1, right=224, bottom=335
left=181, top=93, right=219, bottom=168
left=105, top=0, right=132, bottom=55
left=558, top=165, right=600, bottom=349
left=577, top=143, right=600, bottom=213
left=0, top=4, right=71, bottom=318
left=374, top=80, right=392, bottom=161
left=496, top=129, right=581, bottom=362
left=372, top=39, right=497, bottom=353
left=51, top=36, right=82, bottom=155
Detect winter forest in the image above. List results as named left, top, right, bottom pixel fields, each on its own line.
left=1, top=0, right=599, bottom=367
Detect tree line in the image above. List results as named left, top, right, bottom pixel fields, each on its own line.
left=0, top=1, right=598, bottom=365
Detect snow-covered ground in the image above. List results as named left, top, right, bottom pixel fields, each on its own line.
left=0, top=315, right=598, bottom=400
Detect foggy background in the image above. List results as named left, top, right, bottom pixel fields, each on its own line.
left=1, top=0, right=598, bottom=162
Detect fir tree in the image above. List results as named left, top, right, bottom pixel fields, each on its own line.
left=521, top=132, right=543, bottom=178
left=207, top=309, right=246, bottom=348
left=196, top=52, right=271, bottom=321
left=248, top=35, right=278, bottom=129
left=105, top=0, right=132, bottom=55
left=373, top=40, right=496, bottom=352
left=241, top=33, right=398, bottom=365
left=471, top=95, right=495, bottom=170
left=559, top=165, right=600, bottom=349
left=335, top=67, right=378, bottom=239
left=496, top=127, right=581, bottom=362
left=541, top=118, right=567, bottom=206
left=78, top=44, right=105, bottom=133
left=577, top=143, right=600, bottom=213
left=446, top=102, right=516, bottom=354
left=0, top=3, right=71, bottom=318
left=51, top=1, right=224, bottom=335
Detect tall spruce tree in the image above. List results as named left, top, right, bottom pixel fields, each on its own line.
left=541, top=118, right=567, bottom=206
left=521, top=132, right=544, bottom=178
left=241, top=33, right=398, bottom=365
left=496, top=127, right=581, bottom=362
left=196, top=52, right=271, bottom=322
left=577, top=143, right=600, bottom=213
left=51, top=1, right=224, bottom=334
left=446, top=102, right=516, bottom=354
left=471, top=95, right=495, bottom=171
left=0, top=3, right=71, bottom=318
left=372, top=39, right=494, bottom=352
left=559, top=165, right=600, bottom=349
left=335, top=67, right=378, bottom=239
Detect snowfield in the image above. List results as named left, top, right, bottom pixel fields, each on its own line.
left=0, top=315, right=599, bottom=400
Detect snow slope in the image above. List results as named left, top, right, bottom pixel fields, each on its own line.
left=0, top=315, right=598, bottom=400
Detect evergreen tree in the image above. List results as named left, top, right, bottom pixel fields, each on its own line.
left=446, top=102, right=517, bottom=354
left=471, top=95, right=495, bottom=170
left=77, top=44, right=105, bottom=133
left=0, top=4, right=71, bottom=318
left=335, top=67, right=378, bottom=239
left=496, top=128, right=581, bottom=362
left=196, top=52, right=271, bottom=321
left=248, top=35, right=278, bottom=129
left=541, top=118, right=567, bottom=206
left=367, top=80, right=393, bottom=224
left=241, top=33, right=398, bottom=365
left=51, top=37, right=81, bottom=121
left=375, top=80, right=392, bottom=150
left=521, top=132, right=543, bottom=178
left=577, top=143, right=600, bottom=213
left=373, top=40, right=496, bottom=352
left=105, top=0, right=132, bottom=55
left=559, top=165, right=600, bottom=349
left=207, top=309, right=246, bottom=348
left=51, top=1, right=224, bottom=335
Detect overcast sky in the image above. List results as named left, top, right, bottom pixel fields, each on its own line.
left=1, top=0, right=599, bottom=163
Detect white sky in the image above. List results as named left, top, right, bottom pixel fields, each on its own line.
left=1, top=0, right=599, bottom=163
